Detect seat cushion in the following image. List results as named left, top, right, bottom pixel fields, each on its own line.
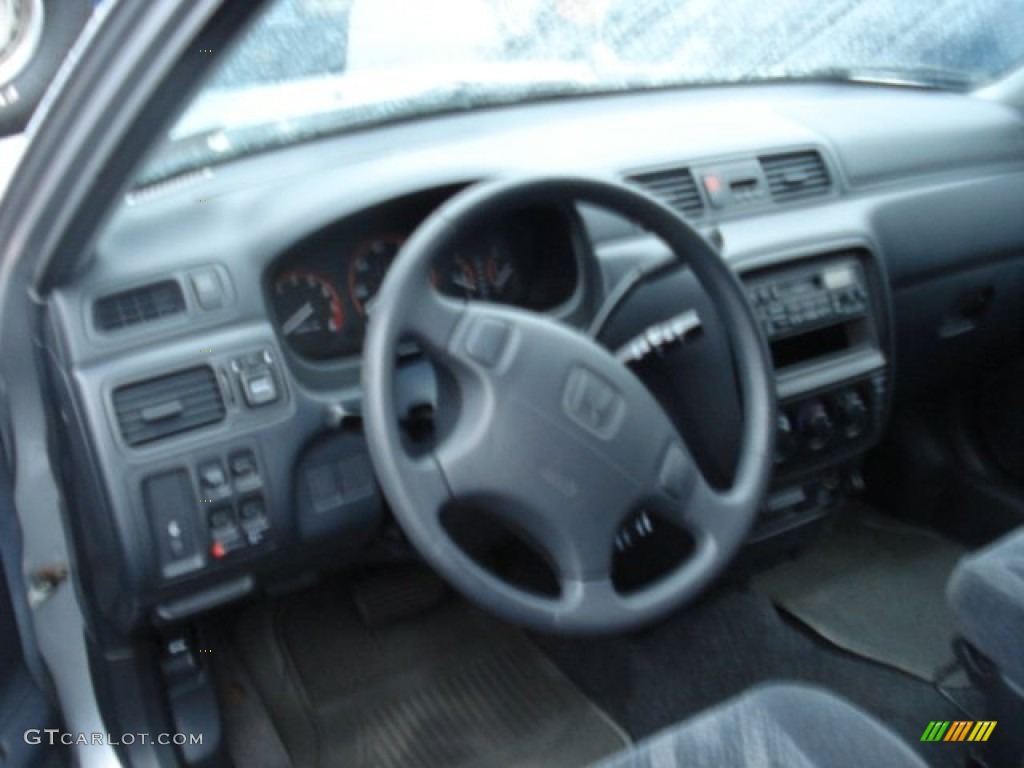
left=947, top=525, right=1024, bottom=688
left=593, top=683, right=927, bottom=768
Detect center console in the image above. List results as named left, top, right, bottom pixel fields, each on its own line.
left=742, top=247, right=890, bottom=542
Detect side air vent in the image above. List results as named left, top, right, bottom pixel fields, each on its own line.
left=759, top=150, right=831, bottom=203
left=94, top=280, right=186, bottom=332
left=113, top=366, right=225, bottom=447
left=626, top=167, right=705, bottom=218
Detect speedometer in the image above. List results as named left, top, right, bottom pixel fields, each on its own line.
left=272, top=270, right=347, bottom=359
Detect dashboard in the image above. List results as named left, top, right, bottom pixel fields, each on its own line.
left=267, top=191, right=581, bottom=359
left=41, top=81, right=1024, bottom=633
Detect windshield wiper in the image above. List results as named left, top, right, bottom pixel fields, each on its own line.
left=771, top=65, right=974, bottom=91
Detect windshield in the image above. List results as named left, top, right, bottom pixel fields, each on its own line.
left=140, top=0, right=1024, bottom=184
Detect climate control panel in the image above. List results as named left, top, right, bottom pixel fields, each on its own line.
left=774, top=374, right=886, bottom=473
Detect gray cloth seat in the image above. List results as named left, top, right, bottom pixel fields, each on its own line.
left=947, top=525, right=1024, bottom=689
left=594, top=683, right=926, bottom=768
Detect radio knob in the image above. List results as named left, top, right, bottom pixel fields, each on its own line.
left=798, top=401, right=834, bottom=451
left=835, top=390, right=869, bottom=439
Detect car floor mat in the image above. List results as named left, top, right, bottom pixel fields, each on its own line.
left=215, top=573, right=628, bottom=768
left=752, top=504, right=966, bottom=683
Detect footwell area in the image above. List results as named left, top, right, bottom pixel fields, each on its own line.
left=534, top=587, right=972, bottom=768
left=211, top=575, right=627, bottom=768
left=752, top=506, right=966, bottom=682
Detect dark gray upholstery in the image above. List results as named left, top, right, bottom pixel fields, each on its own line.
left=947, top=526, right=1024, bottom=689
left=593, top=683, right=927, bottom=768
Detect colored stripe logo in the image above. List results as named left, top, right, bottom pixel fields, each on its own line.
left=921, top=721, right=997, bottom=742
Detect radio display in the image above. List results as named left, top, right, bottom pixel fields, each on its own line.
left=778, top=278, right=816, bottom=296
left=823, top=266, right=856, bottom=290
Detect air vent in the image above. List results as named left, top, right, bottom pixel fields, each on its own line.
left=626, top=167, right=705, bottom=218
left=94, top=280, right=186, bottom=332
left=113, top=366, right=225, bottom=447
left=760, top=150, right=831, bottom=203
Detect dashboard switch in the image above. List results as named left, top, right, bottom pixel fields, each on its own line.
left=198, top=460, right=228, bottom=489
left=231, top=348, right=283, bottom=408
left=238, top=496, right=266, bottom=522
left=238, top=496, right=271, bottom=545
left=229, top=450, right=258, bottom=478
left=198, top=460, right=231, bottom=502
left=242, top=371, right=278, bottom=407
left=702, top=173, right=727, bottom=208
left=208, top=507, right=245, bottom=557
left=207, top=505, right=234, bottom=530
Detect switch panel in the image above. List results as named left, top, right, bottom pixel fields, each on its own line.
left=196, top=447, right=272, bottom=564
left=294, top=432, right=383, bottom=542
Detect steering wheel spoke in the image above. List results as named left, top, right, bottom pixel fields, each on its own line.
left=681, top=469, right=744, bottom=543
left=558, top=576, right=630, bottom=629
left=401, top=285, right=467, bottom=360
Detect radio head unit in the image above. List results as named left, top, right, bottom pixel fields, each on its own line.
left=746, top=259, right=869, bottom=340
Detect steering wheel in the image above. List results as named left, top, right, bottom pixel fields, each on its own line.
left=362, top=176, right=775, bottom=634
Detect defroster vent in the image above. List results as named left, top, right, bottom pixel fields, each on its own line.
left=94, top=279, right=185, bottom=332
left=113, top=366, right=225, bottom=447
left=759, top=150, right=831, bottom=203
left=626, top=166, right=705, bottom=218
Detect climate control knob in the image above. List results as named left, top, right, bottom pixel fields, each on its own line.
left=775, top=412, right=798, bottom=464
left=798, top=401, right=834, bottom=451
left=835, top=390, right=869, bottom=439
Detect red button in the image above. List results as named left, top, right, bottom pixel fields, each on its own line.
left=703, top=175, right=722, bottom=194
left=211, top=541, right=226, bottom=559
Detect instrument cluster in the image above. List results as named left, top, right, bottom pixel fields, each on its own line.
left=269, top=201, right=581, bottom=360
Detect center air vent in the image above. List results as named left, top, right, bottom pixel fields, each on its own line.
left=113, top=366, right=225, bottom=447
left=626, top=167, right=705, bottom=218
left=94, top=279, right=185, bottom=332
left=759, top=150, right=831, bottom=203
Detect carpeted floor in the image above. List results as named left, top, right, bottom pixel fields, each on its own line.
left=533, top=586, right=973, bottom=768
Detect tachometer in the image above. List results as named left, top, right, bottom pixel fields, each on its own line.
left=348, top=234, right=405, bottom=315
left=273, top=270, right=346, bottom=358
left=481, top=241, right=522, bottom=303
